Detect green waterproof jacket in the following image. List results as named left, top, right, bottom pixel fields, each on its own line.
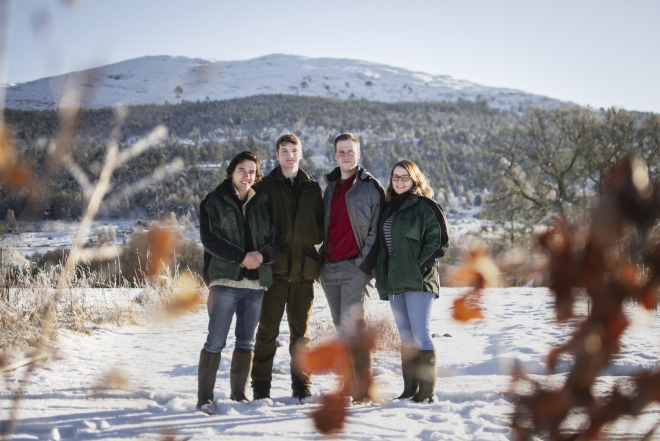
left=200, top=179, right=280, bottom=288
left=254, top=166, right=324, bottom=281
left=375, top=194, right=449, bottom=299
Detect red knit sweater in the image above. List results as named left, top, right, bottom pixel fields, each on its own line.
left=324, top=175, right=360, bottom=261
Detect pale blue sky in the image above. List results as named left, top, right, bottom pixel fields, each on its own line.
left=4, top=0, right=659, bottom=112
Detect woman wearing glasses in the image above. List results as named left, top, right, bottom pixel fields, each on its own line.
left=376, top=160, right=449, bottom=403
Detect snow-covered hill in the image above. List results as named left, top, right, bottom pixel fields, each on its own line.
left=2, top=54, right=563, bottom=111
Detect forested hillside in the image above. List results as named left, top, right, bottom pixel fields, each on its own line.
left=1, top=95, right=507, bottom=220
left=2, top=94, right=658, bottom=259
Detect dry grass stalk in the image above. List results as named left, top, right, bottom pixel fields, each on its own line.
left=0, top=85, right=184, bottom=441
left=310, top=300, right=400, bottom=352
left=89, top=368, right=131, bottom=398
left=0, top=7, right=197, bottom=438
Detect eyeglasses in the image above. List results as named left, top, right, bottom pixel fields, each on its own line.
left=392, top=175, right=411, bottom=182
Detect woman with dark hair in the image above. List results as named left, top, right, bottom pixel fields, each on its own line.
left=376, top=160, right=449, bottom=403
left=196, top=151, right=280, bottom=414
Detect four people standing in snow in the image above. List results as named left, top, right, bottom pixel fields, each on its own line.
left=197, top=134, right=448, bottom=409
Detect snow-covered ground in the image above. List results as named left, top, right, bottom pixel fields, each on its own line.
left=0, top=218, right=199, bottom=259
left=3, top=287, right=660, bottom=440
left=2, top=54, right=564, bottom=112
left=0, top=220, right=133, bottom=258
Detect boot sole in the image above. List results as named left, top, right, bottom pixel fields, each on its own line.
left=196, top=403, right=216, bottom=415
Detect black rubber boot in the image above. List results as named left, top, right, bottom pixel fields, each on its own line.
left=412, top=349, right=437, bottom=403
left=252, top=380, right=271, bottom=400
left=397, top=346, right=419, bottom=399
left=291, top=370, right=312, bottom=403
left=229, top=349, right=253, bottom=402
left=292, top=387, right=312, bottom=402
left=197, top=349, right=221, bottom=413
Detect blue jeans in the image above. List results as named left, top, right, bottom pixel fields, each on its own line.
left=203, top=285, right=265, bottom=353
left=388, top=291, right=435, bottom=351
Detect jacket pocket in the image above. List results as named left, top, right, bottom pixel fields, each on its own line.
left=301, top=249, right=322, bottom=281
left=272, top=249, right=289, bottom=276
left=402, top=216, right=423, bottom=258
left=354, top=198, right=374, bottom=242
left=254, top=215, right=271, bottom=238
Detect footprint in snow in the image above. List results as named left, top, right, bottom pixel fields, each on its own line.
left=430, top=414, right=449, bottom=423
left=406, top=413, right=424, bottom=420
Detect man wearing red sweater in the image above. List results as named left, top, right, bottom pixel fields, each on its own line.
left=320, top=133, right=384, bottom=401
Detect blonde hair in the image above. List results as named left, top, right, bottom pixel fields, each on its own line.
left=385, top=160, right=434, bottom=202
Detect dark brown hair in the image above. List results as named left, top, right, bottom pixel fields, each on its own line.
left=333, top=132, right=360, bottom=153
left=226, top=151, right=262, bottom=182
left=385, top=160, right=434, bottom=202
left=276, top=133, right=301, bottom=152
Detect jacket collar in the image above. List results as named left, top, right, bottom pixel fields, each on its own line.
left=384, top=192, right=419, bottom=216
left=399, top=192, right=419, bottom=211
left=325, top=165, right=373, bottom=184
left=269, top=165, right=316, bottom=185
left=214, top=178, right=265, bottom=207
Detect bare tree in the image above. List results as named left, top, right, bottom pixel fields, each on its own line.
left=487, top=106, right=596, bottom=228
left=586, top=108, right=660, bottom=193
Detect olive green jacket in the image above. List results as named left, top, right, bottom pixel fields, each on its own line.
left=200, top=179, right=280, bottom=287
left=375, top=194, right=449, bottom=299
left=254, top=166, right=324, bottom=281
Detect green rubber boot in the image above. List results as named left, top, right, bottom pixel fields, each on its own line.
left=412, top=349, right=437, bottom=403
left=197, top=349, right=221, bottom=413
left=397, top=346, right=419, bottom=399
left=229, top=349, right=254, bottom=402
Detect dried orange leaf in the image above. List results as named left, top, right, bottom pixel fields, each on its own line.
left=640, top=285, right=659, bottom=310
left=146, top=223, right=176, bottom=276
left=89, top=368, right=131, bottom=397
left=446, top=242, right=500, bottom=288
left=4, top=162, right=33, bottom=189
left=311, top=394, right=348, bottom=434
left=0, top=127, right=34, bottom=190
left=300, top=340, right=348, bottom=374
left=165, top=289, right=204, bottom=317
left=452, top=293, right=483, bottom=322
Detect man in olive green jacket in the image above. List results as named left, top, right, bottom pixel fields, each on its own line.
left=251, top=133, right=324, bottom=401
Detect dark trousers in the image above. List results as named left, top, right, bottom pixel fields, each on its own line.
left=251, top=277, right=314, bottom=390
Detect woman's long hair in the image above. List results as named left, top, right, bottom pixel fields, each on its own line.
left=385, top=160, right=434, bottom=202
